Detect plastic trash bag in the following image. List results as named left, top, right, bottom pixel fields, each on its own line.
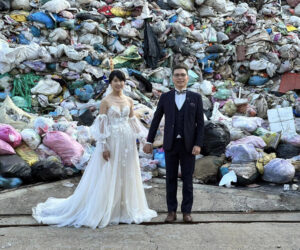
left=41, top=0, right=70, bottom=13
left=226, top=144, right=262, bottom=163
left=34, top=117, right=54, bottom=135
left=0, top=175, right=22, bottom=189
left=0, top=124, right=22, bottom=148
left=263, top=158, right=295, bottom=184
left=0, top=0, right=10, bottom=10
left=194, top=155, right=225, bottom=183
left=21, top=128, right=41, bottom=149
left=31, top=160, right=66, bottom=182
left=48, top=28, right=69, bottom=42
left=0, top=96, right=34, bottom=130
left=228, top=162, right=259, bottom=186
left=213, top=88, right=231, bottom=100
left=202, top=122, right=231, bottom=157
left=154, top=149, right=166, bottom=168
left=232, top=116, right=263, bottom=132
left=31, top=78, right=62, bottom=96
left=0, top=139, right=15, bottom=155
left=75, top=84, right=95, bottom=102
left=144, top=20, right=163, bottom=69
left=281, top=133, right=300, bottom=147
left=15, top=143, right=39, bottom=166
left=228, top=136, right=266, bottom=149
left=11, top=0, right=31, bottom=10
left=35, top=144, right=60, bottom=161
left=276, top=143, right=300, bottom=159
left=219, top=170, right=237, bottom=188
left=0, top=155, right=31, bottom=181
left=168, top=0, right=195, bottom=11
left=43, top=131, right=84, bottom=166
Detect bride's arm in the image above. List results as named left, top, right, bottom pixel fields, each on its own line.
left=90, top=99, right=111, bottom=161
left=128, top=98, right=148, bottom=142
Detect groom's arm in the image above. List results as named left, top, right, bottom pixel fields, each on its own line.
left=147, top=94, right=165, bottom=143
left=195, top=94, right=204, bottom=147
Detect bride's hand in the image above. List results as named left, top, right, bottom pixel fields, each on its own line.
left=102, top=151, right=110, bottom=161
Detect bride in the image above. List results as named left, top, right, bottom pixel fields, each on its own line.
left=32, top=70, right=157, bottom=229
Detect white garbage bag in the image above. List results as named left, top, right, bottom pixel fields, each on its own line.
left=263, top=158, right=295, bottom=184
left=21, top=129, right=41, bottom=150
left=31, top=78, right=62, bottom=96
left=42, top=0, right=70, bottom=13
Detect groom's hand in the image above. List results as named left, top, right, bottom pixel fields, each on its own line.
left=102, top=151, right=110, bottom=161
left=143, top=143, right=153, bottom=154
left=192, top=146, right=201, bottom=155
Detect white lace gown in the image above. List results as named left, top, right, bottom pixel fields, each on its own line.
left=32, top=105, right=157, bottom=229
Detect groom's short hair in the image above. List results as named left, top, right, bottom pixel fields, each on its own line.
left=172, top=64, right=188, bottom=75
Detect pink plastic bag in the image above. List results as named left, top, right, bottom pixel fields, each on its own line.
left=0, top=124, right=22, bottom=148
left=227, top=136, right=266, bottom=149
left=43, top=131, right=84, bottom=166
left=0, top=139, right=16, bottom=155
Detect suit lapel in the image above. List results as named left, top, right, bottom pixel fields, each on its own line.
left=184, top=91, right=190, bottom=114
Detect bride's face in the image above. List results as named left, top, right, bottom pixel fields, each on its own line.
left=110, top=76, right=125, bottom=93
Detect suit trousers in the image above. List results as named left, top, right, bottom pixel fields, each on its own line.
left=164, top=138, right=195, bottom=213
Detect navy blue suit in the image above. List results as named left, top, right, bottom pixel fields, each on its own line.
left=147, top=90, right=204, bottom=213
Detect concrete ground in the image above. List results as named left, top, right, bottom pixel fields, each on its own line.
left=0, top=177, right=300, bottom=250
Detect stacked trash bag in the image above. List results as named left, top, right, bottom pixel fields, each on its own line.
left=0, top=0, right=300, bottom=190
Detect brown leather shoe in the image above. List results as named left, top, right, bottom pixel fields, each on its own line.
left=183, top=213, right=193, bottom=223
left=164, top=212, right=177, bottom=223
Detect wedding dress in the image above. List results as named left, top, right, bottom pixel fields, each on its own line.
left=32, top=105, right=157, bottom=229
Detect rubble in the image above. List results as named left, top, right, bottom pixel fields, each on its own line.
left=0, top=0, right=300, bottom=190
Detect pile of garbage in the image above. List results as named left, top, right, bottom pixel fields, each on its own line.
left=0, top=0, right=300, bottom=190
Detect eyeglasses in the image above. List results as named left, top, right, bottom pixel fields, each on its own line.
left=173, top=73, right=187, bottom=78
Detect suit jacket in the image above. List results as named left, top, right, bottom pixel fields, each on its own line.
left=147, top=90, right=204, bottom=153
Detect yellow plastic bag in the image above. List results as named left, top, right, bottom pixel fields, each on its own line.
left=0, top=96, right=35, bottom=130
left=10, top=11, right=29, bottom=22
left=286, top=24, right=298, bottom=32
left=256, top=152, right=276, bottom=174
left=111, top=7, right=131, bottom=17
left=15, top=143, right=39, bottom=166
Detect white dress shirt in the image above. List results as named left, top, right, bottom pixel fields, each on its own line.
left=175, top=88, right=187, bottom=110
left=175, top=88, right=187, bottom=138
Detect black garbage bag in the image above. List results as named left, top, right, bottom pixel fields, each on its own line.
left=276, top=143, right=300, bottom=159
left=144, top=20, right=163, bottom=69
left=31, top=160, right=67, bottom=182
left=156, top=0, right=172, bottom=9
left=166, top=36, right=190, bottom=56
left=76, top=12, right=105, bottom=22
left=0, top=0, right=10, bottom=11
left=77, top=109, right=95, bottom=126
left=131, top=72, right=152, bottom=93
left=202, top=122, right=231, bottom=156
left=0, top=155, right=31, bottom=181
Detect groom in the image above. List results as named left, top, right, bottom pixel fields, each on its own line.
left=144, top=64, right=204, bottom=223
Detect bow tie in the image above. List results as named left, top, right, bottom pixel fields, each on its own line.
left=175, top=90, right=187, bottom=95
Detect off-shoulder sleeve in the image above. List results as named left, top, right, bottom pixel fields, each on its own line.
left=128, top=116, right=148, bottom=142
left=90, top=114, right=110, bottom=152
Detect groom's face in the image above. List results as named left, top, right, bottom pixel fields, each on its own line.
left=173, top=68, right=189, bottom=90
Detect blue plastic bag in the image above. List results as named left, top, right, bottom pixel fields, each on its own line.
left=30, top=26, right=41, bottom=37
left=27, top=12, right=65, bottom=29
left=75, top=84, right=95, bottom=101
left=154, top=149, right=166, bottom=168
left=18, top=33, right=30, bottom=45
left=248, top=76, right=269, bottom=86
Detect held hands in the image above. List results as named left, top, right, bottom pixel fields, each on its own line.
left=102, top=150, right=110, bottom=161
left=143, top=143, right=153, bottom=154
left=192, top=146, right=201, bottom=156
